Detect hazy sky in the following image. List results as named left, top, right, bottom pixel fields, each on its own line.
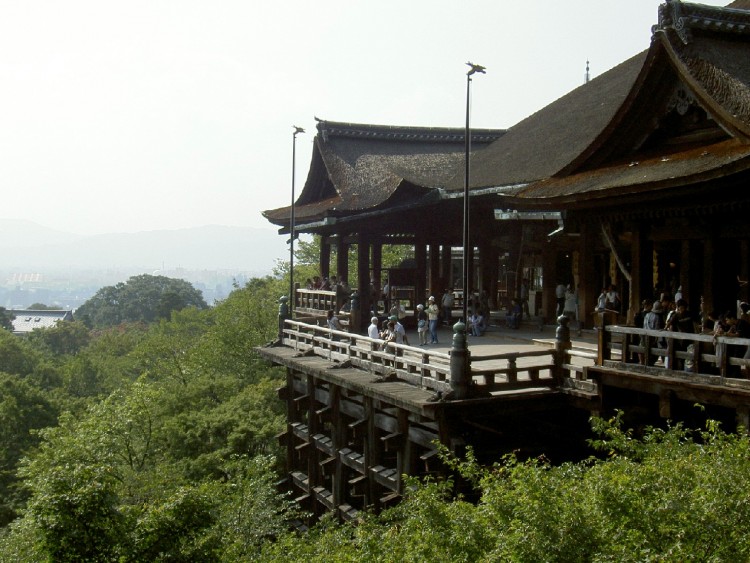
left=1, top=0, right=728, bottom=235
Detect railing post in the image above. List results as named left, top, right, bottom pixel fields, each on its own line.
left=278, top=295, right=290, bottom=341
left=554, top=315, right=572, bottom=384
left=596, top=312, right=611, bottom=365
left=450, top=321, right=471, bottom=399
left=350, top=290, right=360, bottom=334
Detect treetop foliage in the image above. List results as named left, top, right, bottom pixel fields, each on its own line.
left=75, top=274, right=208, bottom=328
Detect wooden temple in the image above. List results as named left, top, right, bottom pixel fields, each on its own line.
left=259, top=0, right=750, bottom=521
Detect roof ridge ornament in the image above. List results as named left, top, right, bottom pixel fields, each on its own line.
left=656, top=0, right=750, bottom=45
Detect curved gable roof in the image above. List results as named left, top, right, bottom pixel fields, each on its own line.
left=470, top=1, right=750, bottom=207
left=263, top=120, right=504, bottom=227
left=456, top=52, right=647, bottom=191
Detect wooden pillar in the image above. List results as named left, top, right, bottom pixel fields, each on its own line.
left=372, top=242, right=382, bottom=290
left=541, top=242, right=556, bottom=322
left=467, top=245, right=475, bottom=296
left=441, top=244, right=452, bottom=290
left=740, top=240, right=750, bottom=305
left=356, top=234, right=371, bottom=333
left=630, top=224, right=648, bottom=323
left=285, top=369, right=296, bottom=475
left=306, top=376, right=320, bottom=508
left=320, top=237, right=331, bottom=279
left=703, top=237, right=715, bottom=317
left=415, top=241, right=427, bottom=309
left=363, top=397, right=380, bottom=510
left=397, top=409, right=411, bottom=494
left=429, top=243, right=441, bottom=298
left=336, top=236, right=349, bottom=282
left=330, top=386, right=346, bottom=509
left=578, top=222, right=597, bottom=330
left=488, top=242, right=499, bottom=310
left=508, top=224, right=522, bottom=296
left=479, top=241, right=493, bottom=303
left=679, top=238, right=690, bottom=304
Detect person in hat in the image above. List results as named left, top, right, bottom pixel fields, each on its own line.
left=416, top=303, right=428, bottom=345
left=427, top=296, right=439, bottom=344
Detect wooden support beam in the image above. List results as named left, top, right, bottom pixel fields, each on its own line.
left=381, top=432, right=405, bottom=452
left=659, top=389, right=673, bottom=419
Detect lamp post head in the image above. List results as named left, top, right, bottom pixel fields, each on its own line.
left=466, top=62, right=486, bottom=76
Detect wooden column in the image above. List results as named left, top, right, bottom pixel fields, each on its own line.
left=330, top=386, right=346, bottom=509
left=441, top=244, right=452, bottom=290
left=356, top=234, right=371, bottom=333
left=397, top=409, right=411, bottom=495
left=467, top=245, right=475, bottom=298
left=415, top=241, right=427, bottom=309
left=507, top=224, right=522, bottom=296
left=680, top=238, right=691, bottom=304
left=578, top=222, right=597, bottom=330
left=740, top=240, right=750, bottom=305
left=371, top=241, right=383, bottom=314
left=703, top=237, right=715, bottom=317
left=306, top=375, right=321, bottom=516
left=320, top=238, right=331, bottom=279
left=630, top=224, right=647, bottom=322
left=541, top=242, right=556, bottom=322
left=479, top=241, right=493, bottom=302
left=363, top=397, right=380, bottom=510
left=429, top=243, right=441, bottom=298
left=336, top=236, right=349, bottom=282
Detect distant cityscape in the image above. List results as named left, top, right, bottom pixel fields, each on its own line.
left=0, top=220, right=288, bottom=310
left=0, top=267, right=261, bottom=310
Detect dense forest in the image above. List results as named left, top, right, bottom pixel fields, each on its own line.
left=1, top=263, right=750, bottom=561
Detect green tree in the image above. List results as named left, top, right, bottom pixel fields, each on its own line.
left=27, top=320, right=90, bottom=356
left=0, top=308, right=14, bottom=332
left=26, top=303, right=57, bottom=311
left=0, top=330, right=38, bottom=376
left=76, top=274, right=208, bottom=328
left=0, top=374, right=58, bottom=526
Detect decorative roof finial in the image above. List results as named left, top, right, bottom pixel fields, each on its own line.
left=584, top=60, right=590, bottom=85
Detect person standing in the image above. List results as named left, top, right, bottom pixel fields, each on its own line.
left=563, top=285, right=578, bottom=327
left=555, top=283, right=567, bottom=316
left=416, top=304, right=429, bottom=345
left=441, top=289, right=454, bottom=326
left=390, top=315, right=408, bottom=346
left=368, top=316, right=380, bottom=340
left=519, top=279, right=530, bottom=319
left=427, top=296, right=440, bottom=344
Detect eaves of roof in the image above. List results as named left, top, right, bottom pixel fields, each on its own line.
left=655, top=1, right=750, bottom=139
left=447, top=52, right=647, bottom=191
left=511, top=139, right=750, bottom=207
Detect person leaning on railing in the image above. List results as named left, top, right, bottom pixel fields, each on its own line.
left=665, top=299, right=695, bottom=370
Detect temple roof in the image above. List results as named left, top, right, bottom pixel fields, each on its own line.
left=263, top=1, right=750, bottom=230
left=263, top=121, right=505, bottom=228
left=468, top=0, right=750, bottom=206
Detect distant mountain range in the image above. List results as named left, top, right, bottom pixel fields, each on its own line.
left=0, top=219, right=288, bottom=273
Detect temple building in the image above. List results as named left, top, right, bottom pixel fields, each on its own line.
left=265, top=0, right=750, bottom=331
left=259, top=0, right=750, bottom=521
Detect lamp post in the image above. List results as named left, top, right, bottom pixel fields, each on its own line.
left=462, top=62, right=485, bottom=324
left=290, top=126, right=305, bottom=311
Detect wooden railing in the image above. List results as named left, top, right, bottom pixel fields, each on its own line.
left=282, top=320, right=452, bottom=393
left=280, top=319, right=589, bottom=395
left=600, top=325, right=750, bottom=385
left=293, top=288, right=351, bottom=325
left=295, top=288, right=337, bottom=313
